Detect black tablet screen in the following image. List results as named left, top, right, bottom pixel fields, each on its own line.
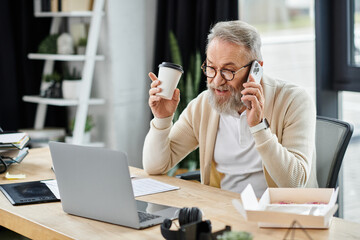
left=0, top=180, right=60, bottom=205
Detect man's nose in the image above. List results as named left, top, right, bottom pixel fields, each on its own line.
left=212, top=72, right=226, bottom=87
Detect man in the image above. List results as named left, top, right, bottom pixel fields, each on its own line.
left=143, top=20, right=318, bottom=197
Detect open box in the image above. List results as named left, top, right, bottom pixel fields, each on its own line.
left=232, top=184, right=339, bottom=229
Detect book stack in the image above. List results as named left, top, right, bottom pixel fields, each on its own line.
left=0, top=132, right=30, bottom=174
left=40, top=0, right=93, bottom=12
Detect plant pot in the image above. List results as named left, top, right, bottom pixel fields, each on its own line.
left=44, top=81, right=63, bottom=98
left=77, top=46, right=86, bottom=55
left=65, top=131, right=91, bottom=144
left=62, top=80, right=82, bottom=99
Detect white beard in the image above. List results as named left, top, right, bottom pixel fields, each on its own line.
left=207, top=82, right=245, bottom=115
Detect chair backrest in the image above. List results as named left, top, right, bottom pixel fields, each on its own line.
left=316, top=116, right=353, bottom=188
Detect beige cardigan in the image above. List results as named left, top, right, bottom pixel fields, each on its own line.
left=143, top=75, right=318, bottom=188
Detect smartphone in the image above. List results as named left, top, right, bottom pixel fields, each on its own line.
left=242, top=60, right=263, bottom=109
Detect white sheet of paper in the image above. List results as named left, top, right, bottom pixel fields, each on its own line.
left=43, top=178, right=179, bottom=199
left=41, top=180, right=61, bottom=199
left=132, top=178, right=180, bottom=197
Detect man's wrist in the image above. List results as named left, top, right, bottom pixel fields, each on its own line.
left=152, top=115, right=173, bottom=129
left=250, top=118, right=269, bottom=134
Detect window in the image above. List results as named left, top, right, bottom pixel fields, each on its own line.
left=352, top=0, right=360, bottom=65
left=333, top=0, right=360, bottom=91
left=316, top=0, right=360, bottom=223
left=239, top=0, right=316, bottom=99
left=340, top=0, right=360, bottom=224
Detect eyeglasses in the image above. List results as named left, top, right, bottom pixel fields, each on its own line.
left=201, top=60, right=253, bottom=81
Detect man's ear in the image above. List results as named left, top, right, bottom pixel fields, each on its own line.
left=259, top=61, right=264, bottom=67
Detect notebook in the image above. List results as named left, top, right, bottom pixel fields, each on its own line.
left=0, top=132, right=30, bottom=149
left=49, top=141, right=180, bottom=229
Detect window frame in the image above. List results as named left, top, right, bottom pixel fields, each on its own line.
left=333, top=0, right=360, bottom=91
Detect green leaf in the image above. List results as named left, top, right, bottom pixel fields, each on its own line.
left=38, top=34, right=59, bottom=54
left=194, top=50, right=202, bottom=94
left=185, top=74, right=194, bottom=104
left=69, top=115, right=94, bottom=133
left=78, top=37, right=87, bottom=46
left=168, top=31, right=183, bottom=66
left=167, top=31, right=201, bottom=172
left=43, top=71, right=62, bottom=82
left=63, top=65, right=81, bottom=80
left=217, top=231, right=253, bottom=240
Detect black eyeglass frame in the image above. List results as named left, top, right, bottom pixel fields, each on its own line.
left=201, top=60, right=254, bottom=81
left=0, top=156, right=8, bottom=174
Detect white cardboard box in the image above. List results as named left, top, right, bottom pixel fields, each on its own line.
left=232, top=184, right=339, bottom=229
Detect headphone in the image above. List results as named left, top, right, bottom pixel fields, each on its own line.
left=161, top=207, right=212, bottom=240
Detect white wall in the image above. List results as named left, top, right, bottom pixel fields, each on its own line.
left=90, top=0, right=157, bottom=168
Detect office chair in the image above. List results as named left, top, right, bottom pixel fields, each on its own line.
left=316, top=116, right=353, bottom=188
left=177, top=116, right=354, bottom=189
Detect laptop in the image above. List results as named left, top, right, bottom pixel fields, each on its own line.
left=49, top=141, right=179, bottom=229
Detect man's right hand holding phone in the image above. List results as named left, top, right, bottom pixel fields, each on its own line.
left=241, top=61, right=265, bottom=127
left=148, top=72, right=180, bottom=119
left=241, top=74, right=265, bottom=127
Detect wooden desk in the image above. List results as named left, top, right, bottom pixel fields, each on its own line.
left=0, top=148, right=359, bottom=239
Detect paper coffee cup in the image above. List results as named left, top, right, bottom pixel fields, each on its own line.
left=156, top=62, right=184, bottom=100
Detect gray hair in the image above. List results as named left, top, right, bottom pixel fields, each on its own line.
left=206, top=20, right=263, bottom=61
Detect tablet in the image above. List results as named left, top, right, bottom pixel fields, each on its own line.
left=0, top=180, right=60, bottom=205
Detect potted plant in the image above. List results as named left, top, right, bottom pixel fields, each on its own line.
left=62, top=67, right=82, bottom=99
left=216, top=231, right=253, bottom=240
left=65, top=115, right=94, bottom=144
left=38, top=34, right=59, bottom=54
left=167, top=31, right=202, bottom=176
left=41, top=71, right=63, bottom=98
left=77, top=37, right=87, bottom=54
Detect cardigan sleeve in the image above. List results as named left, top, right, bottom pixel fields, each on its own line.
left=252, top=87, right=316, bottom=187
left=142, top=100, right=200, bottom=175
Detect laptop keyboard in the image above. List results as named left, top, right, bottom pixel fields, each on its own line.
left=138, top=211, right=161, bottom=222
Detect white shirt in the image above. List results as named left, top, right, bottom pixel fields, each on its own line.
left=214, top=112, right=268, bottom=198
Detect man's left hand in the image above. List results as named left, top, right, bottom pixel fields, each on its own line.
left=241, top=74, right=265, bottom=127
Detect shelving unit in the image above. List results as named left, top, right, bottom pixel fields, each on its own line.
left=23, top=96, right=105, bottom=106
left=34, top=11, right=104, bottom=18
left=24, top=0, right=105, bottom=146
left=28, top=53, right=105, bottom=61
